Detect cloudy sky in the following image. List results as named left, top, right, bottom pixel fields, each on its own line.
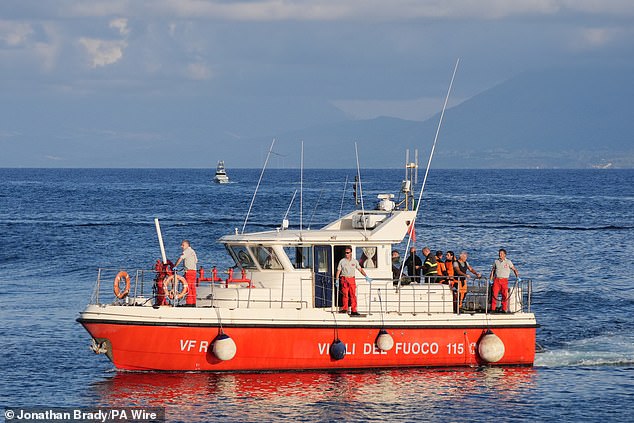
left=1, top=0, right=633, bottom=167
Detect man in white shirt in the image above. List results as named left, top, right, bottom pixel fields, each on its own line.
left=489, top=248, right=519, bottom=313
left=174, top=240, right=198, bottom=306
left=335, top=246, right=370, bottom=316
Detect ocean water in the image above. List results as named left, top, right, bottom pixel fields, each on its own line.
left=1, top=167, right=633, bottom=422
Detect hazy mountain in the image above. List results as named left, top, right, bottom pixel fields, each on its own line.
left=264, top=67, right=634, bottom=168
left=0, top=94, right=347, bottom=168
left=431, top=67, right=634, bottom=168
left=2, top=67, right=632, bottom=168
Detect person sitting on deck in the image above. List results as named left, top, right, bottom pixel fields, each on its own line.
left=392, top=250, right=410, bottom=286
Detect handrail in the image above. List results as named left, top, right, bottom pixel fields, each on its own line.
left=90, top=268, right=533, bottom=315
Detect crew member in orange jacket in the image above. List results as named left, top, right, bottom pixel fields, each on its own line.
left=445, top=251, right=462, bottom=312
left=435, top=250, right=447, bottom=284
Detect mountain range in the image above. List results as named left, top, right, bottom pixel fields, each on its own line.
left=265, top=67, right=634, bottom=169
left=2, top=67, right=632, bottom=168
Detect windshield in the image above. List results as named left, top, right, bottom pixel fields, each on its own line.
left=226, top=245, right=257, bottom=269
left=252, top=245, right=283, bottom=270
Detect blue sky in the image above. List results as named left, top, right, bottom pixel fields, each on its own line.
left=1, top=1, right=633, bottom=167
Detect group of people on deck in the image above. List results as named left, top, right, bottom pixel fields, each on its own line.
left=392, top=247, right=519, bottom=313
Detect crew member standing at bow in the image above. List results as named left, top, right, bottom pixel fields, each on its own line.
left=489, top=248, right=519, bottom=313
left=335, top=246, right=371, bottom=316
left=174, top=239, right=198, bottom=306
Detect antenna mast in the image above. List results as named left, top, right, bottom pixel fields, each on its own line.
left=300, top=141, right=304, bottom=231
left=339, top=175, right=349, bottom=218
left=354, top=142, right=368, bottom=236
left=401, top=149, right=419, bottom=211
left=242, top=139, right=275, bottom=234
left=415, top=58, right=459, bottom=214
left=281, top=190, right=297, bottom=230
left=398, top=59, right=460, bottom=282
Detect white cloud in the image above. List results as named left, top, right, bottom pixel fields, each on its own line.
left=89, top=0, right=634, bottom=21
left=185, top=62, right=212, bottom=80
left=33, top=42, right=59, bottom=71
left=567, top=26, right=628, bottom=50
left=168, top=22, right=177, bottom=37
left=581, top=28, right=615, bottom=47
left=109, top=18, right=130, bottom=37
left=18, top=1, right=634, bottom=21
left=65, top=1, right=130, bottom=17
left=34, top=24, right=62, bottom=71
left=79, top=37, right=127, bottom=68
left=560, top=0, right=634, bottom=15
left=0, top=21, right=33, bottom=46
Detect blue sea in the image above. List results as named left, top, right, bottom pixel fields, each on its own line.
left=1, top=167, right=633, bottom=422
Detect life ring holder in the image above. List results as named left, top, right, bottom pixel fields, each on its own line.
left=162, top=274, right=189, bottom=301
left=113, top=271, right=131, bottom=299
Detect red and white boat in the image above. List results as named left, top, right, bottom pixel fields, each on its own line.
left=77, top=158, right=537, bottom=371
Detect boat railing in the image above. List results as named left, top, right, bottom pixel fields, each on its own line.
left=200, top=273, right=312, bottom=309
left=91, top=267, right=192, bottom=306
left=365, top=275, right=533, bottom=315
left=90, top=267, right=315, bottom=309
left=360, top=277, right=455, bottom=315
left=447, top=276, right=533, bottom=314
left=90, top=268, right=532, bottom=315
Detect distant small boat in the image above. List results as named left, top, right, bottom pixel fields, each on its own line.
left=592, top=162, right=613, bottom=169
left=213, top=161, right=230, bottom=183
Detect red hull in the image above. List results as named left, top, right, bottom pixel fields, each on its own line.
left=81, top=322, right=536, bottom=371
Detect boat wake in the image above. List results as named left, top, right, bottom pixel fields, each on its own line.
left=535, top=333, right=634, bottom=368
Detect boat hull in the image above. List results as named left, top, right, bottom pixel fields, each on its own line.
left=79, top=320, right=536, bottom=371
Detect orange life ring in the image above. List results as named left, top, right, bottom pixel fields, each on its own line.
left=162, top=274, right=189, bottom=301
left=114, top=271, right=131, bottom=299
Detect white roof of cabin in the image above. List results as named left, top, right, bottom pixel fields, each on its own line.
left=220, top=209, right=417, bottom=245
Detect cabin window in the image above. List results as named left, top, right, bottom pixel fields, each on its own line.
left=357, top=246, right=378, bottom=269
left=226, top=245, right=257, bottom=269
left=316, top=248, right=329, bottom=273
left=284, top=246, right=312, bottom=269
left=253, top=246, right=283, bottom=270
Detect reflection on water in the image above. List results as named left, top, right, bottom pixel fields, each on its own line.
left=90, top=368, right=537, bottom=422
